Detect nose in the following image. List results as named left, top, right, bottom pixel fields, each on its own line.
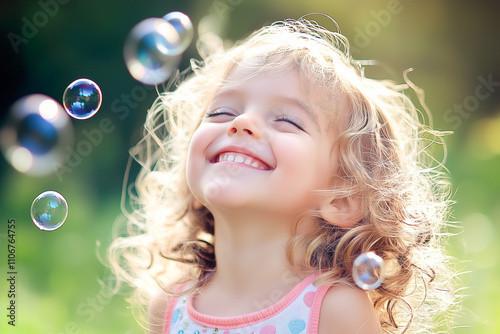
left=227, top=113, right=262, bottom=139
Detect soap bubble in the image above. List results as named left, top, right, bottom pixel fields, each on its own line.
left=0, top=94, right=73, bottom=176
left=62, top=78, right=102, bottom=119
left=30, top=191, right=68, bottom=231
left=124, top=17, right=182, bottom=85
left=352, top=252, right=385, bottom=290
left=162, top=11, right=194, bottom=55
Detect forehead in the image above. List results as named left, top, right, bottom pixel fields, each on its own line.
left=221, top=55, right=335, bottom=105
left=241, top=56, right=340, bottom=111
left=221, top=58, right=303, bottom=95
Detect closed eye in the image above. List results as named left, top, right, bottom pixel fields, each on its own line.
left=206, top=107, right=237, bottom=118
left=275, top=115, right=306, bottom=131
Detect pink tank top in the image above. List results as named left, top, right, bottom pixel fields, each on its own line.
left=163, top=274, right=330, bottom=334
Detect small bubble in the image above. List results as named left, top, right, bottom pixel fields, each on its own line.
left=0, top=94, right=73, bottom=176
left=162, top=11, right=194, bottom=55
left=352, top=252, right=385, bottom=290
left=63, top=78, right=102, bottom=119
left=124, top=17, right=182, bottom=85
left=30, top=191, right=68, bottom=231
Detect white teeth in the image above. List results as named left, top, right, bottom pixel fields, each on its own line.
left=216, top=152, right=268, bottom=170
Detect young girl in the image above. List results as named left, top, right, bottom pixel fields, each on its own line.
left=108, top=18, right=458, bottom=334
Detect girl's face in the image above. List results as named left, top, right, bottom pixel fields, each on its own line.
left=186, top=62, right=340, bottom=218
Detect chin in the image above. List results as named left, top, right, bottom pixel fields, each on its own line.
left=202, top=191, right=255, bottom=210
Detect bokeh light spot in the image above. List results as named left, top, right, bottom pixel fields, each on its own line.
left=39, top=99, right=59, bottom=121
left=11, top=147, right=33, bottom=173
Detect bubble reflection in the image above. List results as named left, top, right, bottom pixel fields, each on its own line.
left=63, top=78, right=102, bottom=120
left=31, top=191, right=68, bottom=231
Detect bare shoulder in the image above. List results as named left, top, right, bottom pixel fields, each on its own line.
left=148, top=289, right=171, bottom=334
left=318, top=284, right=381, bottom=334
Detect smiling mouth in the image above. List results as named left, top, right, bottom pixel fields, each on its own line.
left=214, top=152, right=271, bottom=170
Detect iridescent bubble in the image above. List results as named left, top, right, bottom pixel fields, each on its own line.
left=162, top=11, right=194, bottom=55
left=30, top=191, right=68, bottom=231
left=63, top=78, right=102, bottom=119
left=352, top=252, right=386, bottom=290
left=124, top=17, right=182, bottom=85
left=0, top=94, right=73, bottom=176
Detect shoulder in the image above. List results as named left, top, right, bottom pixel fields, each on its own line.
left=148, top=289, right=171, bottom=334
left=318, top=284, right=381, bottom=334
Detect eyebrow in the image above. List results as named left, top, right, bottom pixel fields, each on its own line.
left=277, top=96, right=319, bottom=130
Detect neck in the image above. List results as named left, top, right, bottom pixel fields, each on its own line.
left=210, top=209, right=301, bottom=295
left=192, top=209, right=307, bottom=316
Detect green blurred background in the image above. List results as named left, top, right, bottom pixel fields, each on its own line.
left=1, top=0, right=499, bottom=333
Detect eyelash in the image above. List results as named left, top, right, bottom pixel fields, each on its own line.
left=276, top=115, right=305, bottom=131
left=206, top=109, right=306, bottom=132
left=206, top=108, right=235, bottom=118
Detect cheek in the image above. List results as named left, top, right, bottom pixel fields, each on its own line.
left=275, top=136, right=334, bottom=189
left=187, top=128, right=206, bottom=159
left=186, top=127, right=211, bottom=184
left=187, top=123, right=218, bottom=158
left=271, top=137, right=318, bottom=191
left=275, top=136, right=316, bottom=168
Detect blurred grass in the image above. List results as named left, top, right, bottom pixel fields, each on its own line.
left=1, top=0, right=499, bottom=333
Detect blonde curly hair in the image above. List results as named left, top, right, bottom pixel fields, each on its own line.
left=108, top=18, right=459, bottom=333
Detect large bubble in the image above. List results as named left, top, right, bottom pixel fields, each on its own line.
left=63, top=78, right=102, bottom=119
left=31, top=191, right=68, bottom=231
left=124, top=17, right=182, bottom=85
left=0, top=94, right=73, bottom=176
left=352, top=252, right=386, bottom=290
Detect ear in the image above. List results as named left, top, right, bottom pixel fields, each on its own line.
left=319, top=194, right=363, bottom=228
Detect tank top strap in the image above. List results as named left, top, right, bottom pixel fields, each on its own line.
left=164, top=273, right=332, bottom=334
